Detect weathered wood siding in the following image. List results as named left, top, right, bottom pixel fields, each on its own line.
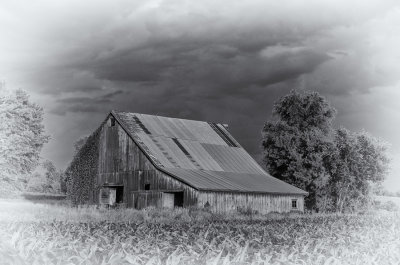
left=197, top=192, right=304, bottom=214
left=97, top=116, right=198, bottom=207
left=131, top=191, right=163, bottom=209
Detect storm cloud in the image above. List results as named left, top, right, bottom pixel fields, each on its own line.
left=1, top=0, right=400, bottom=190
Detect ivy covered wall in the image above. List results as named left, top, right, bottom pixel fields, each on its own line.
left=65, top=126, right=102, bottom=205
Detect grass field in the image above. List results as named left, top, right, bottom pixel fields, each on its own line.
left=0, top=199, right=399, bottom=265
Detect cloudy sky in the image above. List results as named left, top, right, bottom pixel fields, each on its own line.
left=1, top=0, right=400, bottom=191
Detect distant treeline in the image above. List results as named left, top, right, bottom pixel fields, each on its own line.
left=376, top=190, right=400, bottom=198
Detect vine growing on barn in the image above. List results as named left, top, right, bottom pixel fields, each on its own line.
left=65, top=126, right=102, bottom=205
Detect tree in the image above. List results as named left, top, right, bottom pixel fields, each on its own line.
left=26, top=172, right=48, bottom=193
left=262, top=90, right=389, bottom=212
left=0, top=86, right=50, bottom=189
left=327, top=128, right=389, bottom=212
left=26, top=160, right=65, bottom=193
left=262, top=90, right=336, bottom=210
left=42, top=160, right=63, bottom=193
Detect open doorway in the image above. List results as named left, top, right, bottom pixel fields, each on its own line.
left=115, top=186, right=124, bottom=204
left=162, top=192, right=184, bottom=208
left=174, top=192, right=183, bottom=207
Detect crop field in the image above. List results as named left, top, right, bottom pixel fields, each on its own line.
left=0, top=199, right=399, bottom=265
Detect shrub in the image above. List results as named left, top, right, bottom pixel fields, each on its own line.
left=374, top=200, right=400, bottom=212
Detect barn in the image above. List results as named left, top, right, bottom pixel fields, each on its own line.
left=67, top=111, right=307, bottom=214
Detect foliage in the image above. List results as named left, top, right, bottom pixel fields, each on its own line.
left=375, top=188, right=400, bottom=197
left=65, top=128, right=101, bottom=205
left=0, top=87, right=50, bottom=189
left=262, top=90, right=389, bottom=212
left=73, top=135, right=89, bottom=155
left=42, top=160, right=64, bottom=193
left=263, top=90, right=336, bottom=210
left=272, top=89, right=336, bottom=132
left=25, top=160, right=65, bottom=194
left=25, top=172, right=48, bottom=193
left=0, top=201, right=399, bottom=264
left=327, top=128, right=390, bottom=212
left=374, top=200, right=400, bottom=212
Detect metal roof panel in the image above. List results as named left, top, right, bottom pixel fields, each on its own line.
left=112, top=111, right=308, bottom=195
left=179, top=140, right=224, bottom=171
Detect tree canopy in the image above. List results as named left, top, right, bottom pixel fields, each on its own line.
left=0, top=86, right=50, bottom=190
left=262, top=90, right=389, bottom=212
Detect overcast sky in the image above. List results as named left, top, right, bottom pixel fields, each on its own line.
left=1, top=0, right=400, bottom=191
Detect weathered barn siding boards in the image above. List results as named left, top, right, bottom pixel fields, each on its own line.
left=97, top=116, right=198, bottom=208
left=197, top=192, right=304, bottom=214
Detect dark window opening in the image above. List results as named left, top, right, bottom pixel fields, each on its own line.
left=132, top=194, right=137, bottom=209
left=144, top=184, right=150, bottom=190
left=291, top=199, right=297, bottom=209
left=116, top=186, right=124, bottom=203
left=174, top=192, right=184, bottom=207
left=110, top=117, right=116, bottom=127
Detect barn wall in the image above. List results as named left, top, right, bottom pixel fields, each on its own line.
left=197, top=191, right=304, bottom=214
left=97, top=116, right=198, bottom=208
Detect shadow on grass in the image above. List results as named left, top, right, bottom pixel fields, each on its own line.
left=21, top=192, right=68, bottom=205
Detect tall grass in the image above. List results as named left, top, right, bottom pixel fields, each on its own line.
left=0, top=199, right=309, bottom=223
left=0, top=199, right=399, bottom=264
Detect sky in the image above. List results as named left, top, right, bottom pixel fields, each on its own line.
left=1, top=0, right=400, bottom=191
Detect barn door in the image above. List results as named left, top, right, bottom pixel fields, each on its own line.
left=109, top=189, right=116, bottom=206
left=162, top=193, right=174, bottom=209
left=99, top=188, right=116, bottom=205
left=99, top=188, right=110, bottom=205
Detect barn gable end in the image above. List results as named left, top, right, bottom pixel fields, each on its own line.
left=97, top=114, right=198, bottom=208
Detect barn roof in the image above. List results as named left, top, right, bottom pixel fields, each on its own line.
left=111, top=111, right=307, bottom=195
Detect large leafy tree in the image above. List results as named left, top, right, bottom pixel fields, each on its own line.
left=0, top=86, right=50, bottom=189
left=262, top=90, right=336, bottom=210
left=262, top=90, right=389, bottom=212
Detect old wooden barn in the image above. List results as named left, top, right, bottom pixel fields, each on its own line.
left=68, top=111, right=307, bottom=214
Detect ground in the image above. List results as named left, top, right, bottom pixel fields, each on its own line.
left=0, top=196, right=399, bottom=265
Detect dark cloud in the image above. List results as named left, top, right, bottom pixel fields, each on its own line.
left=50, top=90, right=124, bottom=115
left=2, top=0, right=400, bottom=190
